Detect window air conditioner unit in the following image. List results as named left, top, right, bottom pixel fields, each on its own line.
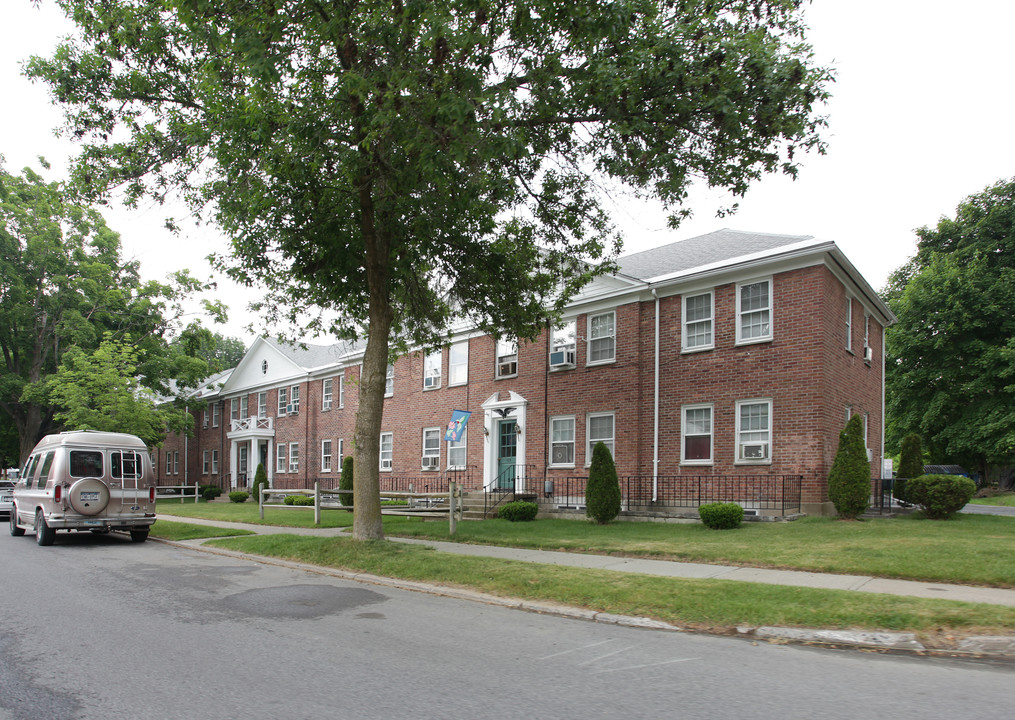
left=498, top=361, right=517, bottom=376
left=424, top=375, right=439, bottom=389
left=863, top=346, right=873, bottom=363
left=742, top=443, right=769, bottom=460
left=286, top=404, right=296, bottom=414
left=549, top=349, right=576, bottom=368
left=421, top=455, right=439, bottom=470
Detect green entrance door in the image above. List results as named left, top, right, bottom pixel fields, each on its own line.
left=497, top=420, right=517, bottom=490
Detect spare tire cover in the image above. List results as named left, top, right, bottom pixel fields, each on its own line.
left=68, top=477, right=111, bottom=516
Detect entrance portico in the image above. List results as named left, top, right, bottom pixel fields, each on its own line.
left=481, top=391, right=528, bottom=492
left=226, top=417, right=274, bottom=489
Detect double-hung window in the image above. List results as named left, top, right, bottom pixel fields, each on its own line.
left=166, top=453, right=172, bottom=474
left=237, top=447, right=247, bottom=475
left=288, top=443, right=299, bottom=473
left=681, top=404, right=713, bottom=464
left=321, top=439, right=333, bottom=472
left=586, top=412, right=615, bottom=463
left=495, top=338, right=517, bottom=378
left=422, top=428, right=440, bottom=470
left=423, top=350, right=442, bottom=390
left=379, top=432, right=393, bottom=471
left=338, top=373, right=345, bottom=408
left=278, top=387, right=288, bottom=415
left=240, top=396, right=248, bottom=420
left=845, top=295, right=853, bottom=351
left=736, top=279, right=772, bottom=344
left=588, top=311, right=616, bottom=364
left=550, top=320, right=577, bottom=368
left=276, top=444, right=286, bottom=474
left=212, top=402, right=220, bottom=427
left=257, top=392, right=267, bottom=418
left=202, top=450, right=210, bottom=475
left=448, top=429, right=467, bottom=470
left=550, top=416, right=575, bottom=467
left=449, top=341, right=469, bottom=386
left=230, top=398, right=239, bottom=423
left=682, top=292, right=714, bottom=351
left=322, top=378, right=333, bottom=411
left=211, top=450, right=219, bottom=474
left=736, top=399, right=772, bottom=463
left=289, top=386, right=300, bottom=414
left=385, top=364, right=395, bottom=397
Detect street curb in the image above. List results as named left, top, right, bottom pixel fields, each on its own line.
left=152, top=537, right=1015, bottom=659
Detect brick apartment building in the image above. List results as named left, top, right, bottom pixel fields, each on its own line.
left=155, top=229, right=895, bottom=517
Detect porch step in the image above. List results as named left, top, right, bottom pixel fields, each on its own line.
left=459, top=491, right=538, bottom=519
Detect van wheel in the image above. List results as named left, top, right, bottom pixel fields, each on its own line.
left=9, top=509, right=25, bottom=537
left=130, top=529, right=149, bottom=543
left=35, top=510, right=55, bottom=546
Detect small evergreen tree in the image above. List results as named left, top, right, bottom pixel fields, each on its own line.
left=586, top=442, right=621, bottom=524
left=339, top=455, right=354, bottom=509
left=250, top=463, right=268, bottom=504
left=896, top=433, right=924, bottom=504
left=828, top=414, right=871, bottom=519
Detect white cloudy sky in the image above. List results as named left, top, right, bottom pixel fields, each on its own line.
left=3, top=1, right=1014, bottom=344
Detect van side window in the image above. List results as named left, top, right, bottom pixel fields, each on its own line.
left=38, top=452, right=55, bottom=485
left=111, top=451, right=142, bottom=480
left=70, top=451, right=103, bottom=478
left=22, top=455, right=39, bottom=488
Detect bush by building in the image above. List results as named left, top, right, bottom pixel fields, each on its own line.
left=698, top=502, right=744, bottom=530
left=907, top=474, right=976, bottom=519
left=497, top=501, right=538, bottom=522
left=586, top=442, right=621, bottom=524
left=828, top=414, right=871, bottom=519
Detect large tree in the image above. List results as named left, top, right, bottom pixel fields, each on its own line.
left=29, top=0, right=830, bottom=539
left=885, top=178, right=1015, bottom=481
left=0, top=162, right=216, bottom=461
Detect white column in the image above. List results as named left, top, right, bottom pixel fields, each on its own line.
left=229, top=440, right=238, bottom=490
left=267, top=438, right=274, bottom=487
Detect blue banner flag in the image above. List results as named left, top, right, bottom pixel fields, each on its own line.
left=445, top=410, right=472, bottom=442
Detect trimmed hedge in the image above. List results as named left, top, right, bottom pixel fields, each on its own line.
left=498, top=501, right=538, bottom=522
left=698, top=502, right=744, bottom=530
left=250, top=463, right=268, bottom=503
left=586, top=442, right=621, bottom=524
left=282, top=494, right=315, bottom=506
left=828, top=414, right=870, bottom=519
left=200, top=485, right=221, bottom=501
left=907, top=474, right=976, bottom=519
left=228, top=491, right=250, bottom=503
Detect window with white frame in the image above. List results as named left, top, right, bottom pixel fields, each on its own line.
left=588, top=311, right=616, bottom=364
left=550, top=320, right=577, bottom=367
left=422, top=428, right=441, bottom=470
left=337, top=438, right=344, bottom=466
left=736, top=399, right=772, bottom=463
left=864, top=314, right=871, bottom=360
left=258, top=392, right=267, bottom=418
left=166, top=453, right=172, bottom=474
left=586, top=412, right=615, bottom=463
left=448, top=341, right=469, bottom=385
left=238, top=446, right=247, bottom=475
left=845, top=295, right=853, bottom=351
left=202, top=409, right=209, bottom=428
left=736, top=279, right=772, bottom=344
left=288, top=442, right=299, bottom=473
left=322, top=378, right=333, bottom=410
left=682, top=292, right=714, bottom=351
left=230, top=398, right=239, bottom=423
left=240, top=396, right=249, bottom=420
left=202, top=450, right=210, bottom=474
left=338, top=373, right=345, bottom=408
left=212, top=402, right=220, bottom=427
left=276, top=444, right=286, bottom=473
left=385, top=363, right=394, bottom=397
left=495, top=337, right=517, bottom=378
left=174, top=451, right=180, bottom=475
left=290, top=385, right=300, bottom=414
left=423, top=350, right=442, bottom=389
left=550, top=416, right=575, bottom=466
left=278, top=387, right=288, bottom=415
left=448, top=428, right=467, bottom=469
left=321, top=439, right=333, bottom=472
left=681, top=404, right=713, bottom=463
left=211, top=449, right=219, bottom=474
left=379, top=432, right=393, bottom=471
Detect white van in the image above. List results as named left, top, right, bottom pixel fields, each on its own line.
left=10, top=431, right=157, bottom=546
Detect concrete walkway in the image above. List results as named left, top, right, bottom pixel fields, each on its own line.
left=160, top=515, right=1015, bottom=608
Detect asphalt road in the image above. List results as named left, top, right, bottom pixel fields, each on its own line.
left=1, top=531, right=1012, bottom=720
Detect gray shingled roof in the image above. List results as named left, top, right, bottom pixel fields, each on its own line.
left=617, top=228, right=815, bottom=280
left=264, top=337, right=362, bottom=370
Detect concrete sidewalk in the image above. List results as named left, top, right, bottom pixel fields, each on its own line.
left=158, top=515, right=1015, bottom=608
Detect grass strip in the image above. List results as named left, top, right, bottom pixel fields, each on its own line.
left=157, top=501, right=355, bottom=528
left=205, top=533, right=1015, bottom=637
left=150, top=519, right=257, bottom=541
left=969, top=493, right=1015, bottom=507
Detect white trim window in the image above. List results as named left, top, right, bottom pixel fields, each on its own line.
left=288, top=442, right=299, bottom=473
left=422, top=427, right=441, bottom=470
left=736, top=399, right=772, bottom=463
left=212, top=402, right=220, bottom=427
left=237, top=447, right=247, bottom=476
left=379, top=432, right=393, bottom=471
left=423, top=350, right=442, bottom=390
left=230, top=398, right=239, bottom=423
left=276, top=444, right=286, bottom=474
left=277, top=387, right=288, bottom=415
left=202, top=409, right=209, bottom=429
left=321, top=439, right=333, bottom=472
left=337, top=439, right=344, bottom=466
left=863, top=314, right=871, bottom=361
left=449, top=341, right=469, bottom=386
left=682, top=291, right=714, bottom=352
left=588, top=311, right=616, bottom=364
left=385, top=363, right=395, bottom=397
left=495, top=337, right=518, bottom=378
left=338, top=372, right=345, bottom=408
left=257, top=391, right=267, bottom=418
left=290, top=385, right=300, bottom=414
left=550, top=320, right=577, bottom=368
left=448, top=428, right=467, bottom=470
left=736, top=279, right=772, bottom=344
left=165, top=453, right=172, bottom=474
left=174, top=451, right=179, bottom=474
left=202, top=450, right=210, bottom=475
left=550, top=416, right=575, bottom=467
left=845, top=295, right=853, bottom=351
left=681, top=404, right=713, bottom=464
left=240, top=396, right=248, bottom=420
left=586, top=412, right=615, bottom=464
left=322, top=378, right=333, bottom=411
left=211, top=449, right=219, bottom=475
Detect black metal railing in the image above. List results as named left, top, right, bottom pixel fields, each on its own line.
left=484, top=464, right=540, bottom=517
left=868, top=477, right=908, bottom=514
left=546, top=474, right=803, bottom=515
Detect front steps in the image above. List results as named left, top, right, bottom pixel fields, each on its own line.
left=460, top=490, right=538, bottom=519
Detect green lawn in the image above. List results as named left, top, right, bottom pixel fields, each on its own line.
left=156, top=501, right=1015, bottom=588
left=150, top=519, right=257, bottom=541
left=204, top=533, right=1015, bottom=639
left=969, top=493, right=1015, bottom=507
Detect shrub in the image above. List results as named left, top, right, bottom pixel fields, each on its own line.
left=907, top=474, right=976, bottom=519
left=827, top=414, right=871, bottom=519
left=250, top=463, right=268, bottom=504
left=292, top=495, right=315, bottom=506
left=228, top=491, right=249, bottom=503
left=339, top=455, right=354, bottom=508
left=896, top=433, right=923, bottom=504
left=283, top=495, right=296, bottom=505
left=201, top=486, right=221, bottom=501
left=586, top=442, right=621, bottom=524
left=498, top=501, right=538, bottom=522
left=698, top=502, right=744, bottom=530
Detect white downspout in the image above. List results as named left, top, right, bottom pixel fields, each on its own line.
left=651, top=288, right=660, bottom=502
left=881, top=325, right=887, bottom=476
left=183, top=404, right=189, bottom=484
